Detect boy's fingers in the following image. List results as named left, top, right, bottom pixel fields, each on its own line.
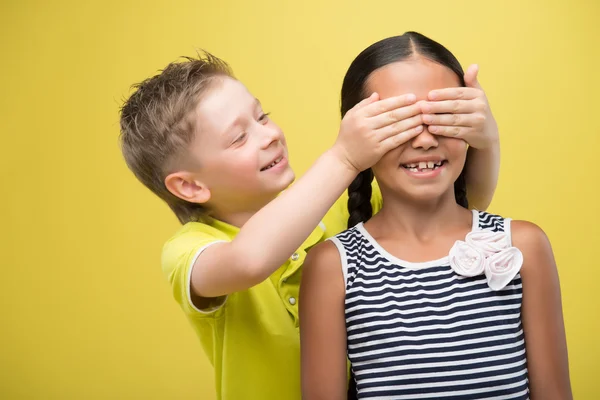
left=464, top=64, right=482, bottom=89
left=427, top=125, right=472, bottom=137
left=420, top=100, right=480, bottom=114
left=427, top=87, right=479, bottom=101
left=379, top=124, right=424, bottom=151
left=422, top=113, right=483, bottom=127
left=376, top=114, right=423, bottom=140
left=363, top=93, right=417, bottom=117
left=370, top=103, right=422, bottom=129
left=352, top=92, right=379, bottom=111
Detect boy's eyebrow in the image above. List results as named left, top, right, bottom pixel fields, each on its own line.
left=222, top=98, right=262, bottom=136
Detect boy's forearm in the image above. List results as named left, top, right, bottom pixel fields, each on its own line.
left=191, top=149, right=359, bottom=298
left=465, top=140, right=500, bottom=211
left=232, top=149, right=357, bottom=277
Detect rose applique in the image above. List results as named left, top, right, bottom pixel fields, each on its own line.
left=449, top=230, right=523, bottom=291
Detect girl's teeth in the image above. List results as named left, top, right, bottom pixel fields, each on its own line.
left=403, top=160, right=444, bottom=172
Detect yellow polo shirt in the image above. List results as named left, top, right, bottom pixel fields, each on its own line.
left=161, top=184, right=382, bottom=400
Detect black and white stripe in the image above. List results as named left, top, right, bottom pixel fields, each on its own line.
left=478, top=211, right=505, bottom=232
left=331, top=210, right=528, bottom=399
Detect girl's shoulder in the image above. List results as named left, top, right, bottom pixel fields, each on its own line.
left=510, top=220, right=556, bottom=279
left=471, top=211, right=555, bottom=279
left=302, top=239, right=346, bottom=294
left=305, top=239, right=342, bottom=268
left=510, top=220, right=553, bottom=257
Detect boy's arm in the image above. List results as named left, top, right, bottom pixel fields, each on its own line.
left=299, top=240, right=348, bottom=400
left=464, top=142, right=500, bottom=210
left=193, top=93, right=424, bottom=298
left=512, top=221, right=572, bottom=399
left=420, top=64, right=500, bottom=210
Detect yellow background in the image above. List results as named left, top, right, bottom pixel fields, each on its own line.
left=1, top=0, right=598, bottom=398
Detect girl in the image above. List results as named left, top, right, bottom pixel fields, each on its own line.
left=300, top=32, right=571, bottom=400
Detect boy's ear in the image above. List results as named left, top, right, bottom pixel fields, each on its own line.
left=164, top=172, right=211, bottom=204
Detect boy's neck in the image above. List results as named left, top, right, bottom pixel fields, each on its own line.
left=207, top=194, right=278, bottom=228
left=370, top=190, right=471, bottom=241
left=210, top=210, right=257, bottom=228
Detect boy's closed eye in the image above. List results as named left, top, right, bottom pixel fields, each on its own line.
left=258, top=112, right=270, bottom=124
left=229, top=112, right=270, bottom=146
left=231, top=132, right=247, bottom=146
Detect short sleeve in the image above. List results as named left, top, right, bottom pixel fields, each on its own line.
left=161, top=225, right=228, bottom=316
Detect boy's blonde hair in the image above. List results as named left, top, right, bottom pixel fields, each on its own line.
left=120, top=52, right=232, bottom=224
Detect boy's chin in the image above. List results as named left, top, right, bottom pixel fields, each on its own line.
left=262, top=170, right=295, bottom=195
left=278, top=168, right=296, bottom=187
left=285, top=169, right=296, bottom=185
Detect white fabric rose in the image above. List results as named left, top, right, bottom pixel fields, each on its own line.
left=449, top=241, right=486, bottom=277
left=465, top=230, right=511, bottom=257
left=448, top=228, right=523, bottom=291
left=484, top=247, right=524, bottom=291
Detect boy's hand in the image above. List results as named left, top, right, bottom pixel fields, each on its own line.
left=333, top=92, right=425, bottom=172
left=420, top=64, right=499, bottom=150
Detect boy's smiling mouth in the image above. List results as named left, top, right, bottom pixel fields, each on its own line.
left=261, top=156, right=284, bottom=171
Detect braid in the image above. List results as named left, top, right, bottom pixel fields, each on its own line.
left=347, top=169, right=374, bottom=228
left=454, top=169, right=469, bottom=209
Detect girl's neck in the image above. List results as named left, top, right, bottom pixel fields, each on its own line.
left=368, top=189, right=472, bottom=241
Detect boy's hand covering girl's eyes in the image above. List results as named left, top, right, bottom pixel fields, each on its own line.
left=333, top=92, right=425, bottom=172
left=420, top=64, right=499, bottom=150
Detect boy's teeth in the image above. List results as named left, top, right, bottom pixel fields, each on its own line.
left=419, top=161, right=427, bottom=169
left=263, top=157, right=282, bottom=170
left=427, top=161, right=435, bottom=168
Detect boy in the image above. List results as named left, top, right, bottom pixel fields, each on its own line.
left=119, top=52, right=499, bottom=399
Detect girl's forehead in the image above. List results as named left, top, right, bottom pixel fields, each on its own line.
left=366, top=59, right=460, bottom=100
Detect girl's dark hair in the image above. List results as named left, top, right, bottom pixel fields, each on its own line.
left=342, top=32, right=469, bottom=229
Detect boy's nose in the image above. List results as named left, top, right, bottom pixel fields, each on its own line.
left=260, top=124, right=284, bottom=149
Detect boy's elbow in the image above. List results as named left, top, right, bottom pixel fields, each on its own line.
left=244, top=259, right=272, bottom=286
left=191, top=244, right=272, bottom=297
left=231, top=249, right=274, bottom=288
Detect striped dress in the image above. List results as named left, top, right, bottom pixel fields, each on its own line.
left=330, top=211, right=529, bottom=399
